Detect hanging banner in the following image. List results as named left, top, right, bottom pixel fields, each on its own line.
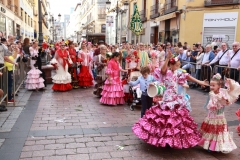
left=130, top=4, right=143, bottom=36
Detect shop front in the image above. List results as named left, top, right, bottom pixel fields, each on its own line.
left=202, top=12, right=238, bottom=47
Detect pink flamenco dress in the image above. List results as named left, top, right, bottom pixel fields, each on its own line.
left=100, top=59, right=125, bottom=105
left=132, top=68, right=201, bottom=149
left=78, top=50, right=93, bottom=87
left=198, top=79, right=240, bottom=153
left=25, top=47, right=45, bottom=90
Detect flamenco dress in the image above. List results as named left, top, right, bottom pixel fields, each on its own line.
left=100, top=59, right=125, bottom=105
left=78, top=50, right=93, bottom=87
left=198, top=79, right=240, bottom=153
left=51, top=49, right=72, bottom=91
left=132, top=69, right=201, bottom=149
left=25, top=48, right=45, bottom=90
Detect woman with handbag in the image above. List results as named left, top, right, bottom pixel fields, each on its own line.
left=25, top=41, right=45, bottom=90
left=77, top=40, right=93, bottom=88
left=50, top=42, right=72, bottom=91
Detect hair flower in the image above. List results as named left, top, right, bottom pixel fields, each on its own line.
left=213, top=73, right=221, bottom=80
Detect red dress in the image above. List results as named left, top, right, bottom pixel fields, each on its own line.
left=68, top=48, right=82, bottom=88
left=77, top=50, right=93, bottom=87
left=51, top=49, right=72, bottom=91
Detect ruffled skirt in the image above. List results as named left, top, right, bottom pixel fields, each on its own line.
left=198, top=117, right=237, bottom=153
left=78, top=66, right=93, bottom=87
left=52, top=68, right=72, bottom=91
left=52, top=83, right=72, bottom=91
left=132, top=105, right=201, bottom=149
left=100, top=79, right=125, bottom=105
left=25, top=69, right=45, bottom=90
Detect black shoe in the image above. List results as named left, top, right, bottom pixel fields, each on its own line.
left=0, top=106, right=7, bottom=112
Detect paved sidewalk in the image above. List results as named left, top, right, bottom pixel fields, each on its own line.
left=0, top=86, right=239, bottom=160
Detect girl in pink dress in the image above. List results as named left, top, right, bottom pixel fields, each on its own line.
left=148, top=51, right=159, bottom=75
left=25, top=41, right=45, bottom=90
left=100, top=52, right=128, bottom=105
left=78, top=41, right=93, bottom=88
left=198, top=73, right=240, bottom=153
left=132, top=52, right=208, bottom=149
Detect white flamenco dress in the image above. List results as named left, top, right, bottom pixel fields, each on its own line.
left=50, top=50, right=72, bottom=91
left=25, top=47, right=45, bottom=90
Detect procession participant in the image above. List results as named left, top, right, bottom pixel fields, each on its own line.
left=78, top=40, right=93, bottom=88
left=68, top=40, right=80, bottom=88
left=125, top=50, right=140, bottom=76
left=148, top=51, right=159, bottom=75
left=25, top=41, right=45, bottom=91
left=138, top=43, right=149, bottom=67
left=51, top=41, right=72, bottom=91
left=156, top=44, right=165, bottom=68
left=100, top=52, right=127, bottom=105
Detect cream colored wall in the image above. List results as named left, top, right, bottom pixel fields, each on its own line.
left=179, top=9, right=240, bottom=45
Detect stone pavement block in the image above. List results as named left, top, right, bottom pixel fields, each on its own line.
left=35, top=139, right=55, bottom=145
left=20, top=157, right=43, bottom=160
left=43, top=156, right=67, bottom=160
left=20, top=151, right=33, bottom=158
left=55, top=149, right=77, bottom=155
left=110, top=151, right=131, bottom=158
left=76, top=148, right=89, bottom=154
left=97, top=146, right=116, bottom=152
left=22, top=145, right=44, bottom=151
left=56, top=138, right=75, bottom=144
left=32, top=150, right=55, bottom=157
left=75, top=137, right=93, bottom=143
left=86, top=141, right=105, bottom=147
left=25, top=141, right=36, bottom=146
left=103, top=158, right=123, bottom=160
left=90, top=152, right=111, bottom=159
left=112, top=135, right=130, bottom=141
left=66, top=142, right=85, bottom=148
left=94, top=136, right=112, bottom=142
left=45, top=144, right=65, bottom=150
left=67, top=154, right=89, bottom=160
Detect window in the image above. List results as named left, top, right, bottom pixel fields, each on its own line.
left=0, top=14, right=6, bottom=34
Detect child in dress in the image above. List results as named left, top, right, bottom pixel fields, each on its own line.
left=100, top=52, right=128, bottom=105
left=129, top=66, right=157, bottom=117
left=132, top=51, right=209, bottom=149
left=198, top=73, right=240, bottom=153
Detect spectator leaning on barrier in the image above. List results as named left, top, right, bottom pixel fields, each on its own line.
left=196, top=46, right=205, bottom=82
left=4, top=43, right=19, bottom=103
left=229, top=42, right=240, bottom=82
left=209, top=42, right=230, bottom=77
left=0, top=72, right=7, bottom=112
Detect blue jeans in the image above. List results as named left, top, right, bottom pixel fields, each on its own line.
left=8, top=71, right=13, bottom=100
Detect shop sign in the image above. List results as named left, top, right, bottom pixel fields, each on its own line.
left=1, top=7, right=6, bottom=13
left=156, top=12, right=176, bottom=22
left=203, top=12, right=238, bottom=27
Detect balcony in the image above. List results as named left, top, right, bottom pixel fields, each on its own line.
left=14, top=5, right=18, bottom=15
left=204, top=0, right=240, bottom=6
left=164, top=0, right=178, bottom=15
left=150, top=4, right=160, bottom=19
left=98, top=14, right=106, bottom=19
left=140, top=10, right=147, bottom=22
left=7, top=0, right=11, bottom=9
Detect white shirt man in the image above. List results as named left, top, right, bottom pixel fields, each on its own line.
left=229, top=42, right=240, bottom=70
left=209, top=42, right=230, bottom=66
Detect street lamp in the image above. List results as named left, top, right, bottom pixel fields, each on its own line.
left=106, top=0, right=129, bottom=44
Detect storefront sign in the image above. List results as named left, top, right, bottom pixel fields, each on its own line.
left=156, top=12, right=176, bottom=22
left=1, top=7, right=6, bottom=13
left=203, top=12, right=238, bottom=27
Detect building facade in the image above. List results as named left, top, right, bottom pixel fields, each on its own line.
left=68, top=0, right=107, bottom=44
left=127, top=0, right=240, bottom=46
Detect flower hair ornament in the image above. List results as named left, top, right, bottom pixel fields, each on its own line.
left=169, top=57, right=179, bottom=64
left=132, top=50, right=138, bottom=57
left=213, top=73, right=221, bottom=80
left=150, top=51, right=157, bottom=58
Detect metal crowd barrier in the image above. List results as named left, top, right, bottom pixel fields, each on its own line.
left=213, top=65, right=240, bottom=83
left=0, top=60, right=27, bottom=107
left=0, top=66, right=8, bottom=105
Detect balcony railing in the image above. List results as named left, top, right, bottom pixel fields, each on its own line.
left=150, top=4, right=160, bottom=19
left=164, top=0, right=178, bottom=15
left=140, top=10, right=147, bottom=22
left=204, top=0, right=240, bottom=6
left=98, top=14, right=106, bottom=19
left=7, top=0, right=12, bottom=9
left=14, top=5, right=18, bottom=15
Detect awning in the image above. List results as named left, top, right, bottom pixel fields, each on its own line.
left=87, top=33, right=105, bottom=36
left=156, top=12, right=176, bottom=22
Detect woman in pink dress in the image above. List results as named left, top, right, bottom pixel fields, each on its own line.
left=132, top=51, right=208, bottom=149
left=100, top=52, right=127, bottom=105
left=78, top=40, right=93, bottom=88
left=25, top=41, right=45, bottom=90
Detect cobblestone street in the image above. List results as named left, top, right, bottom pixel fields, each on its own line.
left=0, top=86, right=239, bottom=160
